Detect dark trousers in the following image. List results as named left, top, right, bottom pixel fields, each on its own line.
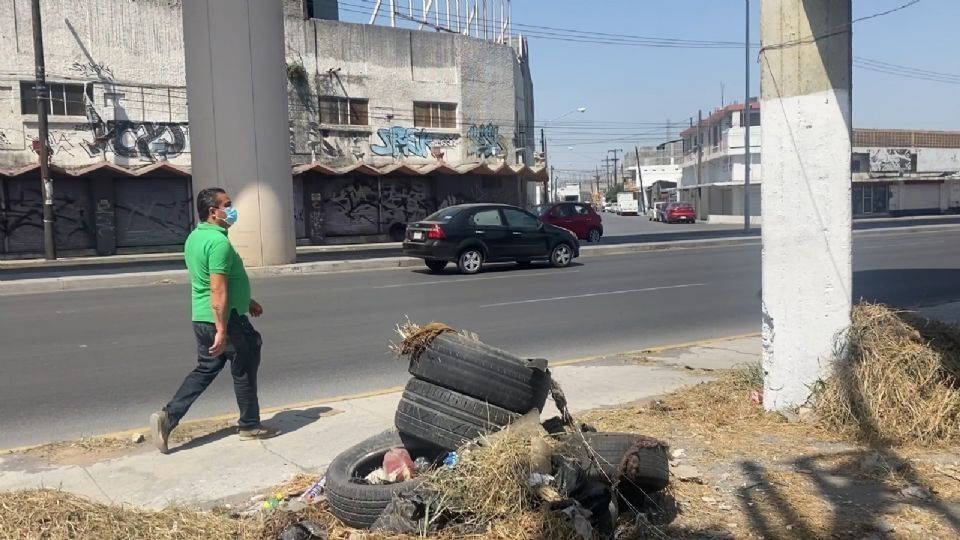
left=164, top=312, right=262, bottom=429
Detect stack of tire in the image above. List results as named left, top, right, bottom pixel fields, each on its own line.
left=325, top=331, right=551, bottom=528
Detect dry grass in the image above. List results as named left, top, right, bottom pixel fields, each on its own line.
left=423, top=431, right=553, bottom=527
left=391, top=321, right=454, bottom=359
left=817, top=303, right=960, bottom=445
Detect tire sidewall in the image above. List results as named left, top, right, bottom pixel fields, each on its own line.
left=551, top=242, right=573, bottom=268
left=458, top=248, right=483, bottom=274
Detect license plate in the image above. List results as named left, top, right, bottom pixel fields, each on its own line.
left=413, top=231, right=424, bottom=240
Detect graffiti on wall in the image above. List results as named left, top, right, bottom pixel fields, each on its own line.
left=870, top=149, right=914, bottom=173
left=78, top=120, right=190, bottom=162
left=1, top=180, right=94, bottom=253
left=380, top=178, right=435, bottom=228
left=0, top=129, right=12, bottom=149
left=69, top=61, right=114, bottom=81
left=316, top=177, right=438, bottom=237
left=370, top=126, right=457, bottom=159
left=467, top=124, right=506, bottom=159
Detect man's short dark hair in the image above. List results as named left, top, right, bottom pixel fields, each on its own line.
left=197, top=188, right=226, bottom=222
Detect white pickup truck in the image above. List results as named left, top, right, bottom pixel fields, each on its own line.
left=616, top=192, right=639, bottom=216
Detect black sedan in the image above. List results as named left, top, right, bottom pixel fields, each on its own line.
left=403, top=204, right=580, bottom=274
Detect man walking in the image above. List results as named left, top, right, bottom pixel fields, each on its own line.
left=150, top=187, right=278, bottom=453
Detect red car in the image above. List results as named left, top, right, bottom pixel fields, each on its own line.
left=664, top=202, right=696, bottom=224
left=532, top=202, right=604, bottom=242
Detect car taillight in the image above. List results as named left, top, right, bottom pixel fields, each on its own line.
left=427, top=224, right=446, bottom=240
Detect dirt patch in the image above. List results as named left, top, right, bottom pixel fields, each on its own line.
left=12, top=436, right=143, bottom=467
left=581, top=371, right=960, bottom=539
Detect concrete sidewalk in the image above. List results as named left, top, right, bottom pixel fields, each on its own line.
left=0, top=336, right=759, bottom=509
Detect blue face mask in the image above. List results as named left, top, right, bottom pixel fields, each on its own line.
left=223, top=206, right=238, bottom=226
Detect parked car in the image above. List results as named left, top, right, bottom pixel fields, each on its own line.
left=664, top=202, right=696, bottom=224
left=532, top=202, right=604, bottom=243
left=403, top=204, right=580, bottom=274
left=603, top=202, right=616, bottom=213
left=652, top=202, right=668, bottom=222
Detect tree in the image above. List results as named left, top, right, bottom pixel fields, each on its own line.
left=605, top=183, right=624, bottom=203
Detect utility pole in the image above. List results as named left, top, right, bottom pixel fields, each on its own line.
left=743, top=0, right=752, bottom=232
left=603, top=157, right=613, bottom=191
left=634, top=146, right=646, bottom=213
left=32, top=0, right=56, bottom=260
left=595, top=166, right=601, bottom=199
left=608, top=149, right=623, bottom=189
left=696, top=110, right=703, bottom=217
left=550, top=165, right=555, bottom=202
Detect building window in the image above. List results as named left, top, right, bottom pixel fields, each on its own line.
left=414, top=102, right=457, bottom=128
left=853, top=184, right=889, bottom=216
left=319, top=96, right=369, bottom=126
left=20, top=81, right=92, bottom=116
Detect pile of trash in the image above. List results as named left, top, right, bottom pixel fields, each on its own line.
left=313, top=321, right=672, bottom=539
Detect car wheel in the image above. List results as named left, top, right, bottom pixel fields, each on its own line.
left=457, top=248, right=484, bottom=274
left=395, top=378, right=520, bottom=452
left=550, top=243, right=573, bottom=268
left=588, top=228, right=601, bottom=243
left=424, top=259, right=447, bottom=273
left=325, top=431, right=441, bottom=528
left=388, top=223, right=407, bottom=242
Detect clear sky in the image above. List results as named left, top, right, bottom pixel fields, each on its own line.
left=338, top=0, right=959, bottom=181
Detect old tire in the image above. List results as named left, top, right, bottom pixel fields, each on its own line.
left=555, top=432, right=669, bottom=491
left=457, top=248, right=484, bottom=274
left=425, top=259, right=447, bottom=273
left=325, top=431, right=439, bottom=529
left=408, top=332, right=551, bottom=414
left=550, top=243, right=574, bottom=268
left=395, top=378, right=520, bottom=451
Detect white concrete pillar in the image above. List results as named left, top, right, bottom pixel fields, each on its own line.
left=760, top=0, right=853, bottom=410
left=182, top=0, right=296, bottom=267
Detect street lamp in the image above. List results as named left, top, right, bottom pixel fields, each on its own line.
left=542, top=107, right=587, bottom=202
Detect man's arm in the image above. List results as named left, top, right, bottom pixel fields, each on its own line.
left=209, top=272, right=229, bottom=356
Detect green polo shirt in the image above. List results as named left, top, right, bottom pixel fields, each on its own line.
left=184, top=222, right=251, bottom=323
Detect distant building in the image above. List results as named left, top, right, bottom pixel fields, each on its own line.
left=852, top=129, right=960, bottom=216
left=677, top=100, right=960, bottom=222
left=622, top=140, right=683, bottom=211
left=0, top=0, right=540, bottom=257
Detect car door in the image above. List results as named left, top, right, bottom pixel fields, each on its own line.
left=570, top=204, right=595, bottom=238
left=547, top=203, right=576, bottom=233
left=502, top=208, right=550, bottom=259
left=467, top=208, right=511, bottom=260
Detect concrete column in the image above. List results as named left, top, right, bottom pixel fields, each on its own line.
left=760, top=0, right=852, bottom=410
left=182, top=0, right=296, bottom=266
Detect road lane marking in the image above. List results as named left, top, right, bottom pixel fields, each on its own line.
left=372, top=270, right=579, bottom=289
left=856, top=239, right=949, bottom=250
left=480, top=283, right=705, bottom=308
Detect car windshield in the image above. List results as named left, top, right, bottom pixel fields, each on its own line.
left=425, top=207, right=462, bottom=222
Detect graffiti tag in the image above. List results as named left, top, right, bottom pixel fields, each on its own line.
left=370, top=126, right=457, bottom=158
left=467, top=123, right=505, bottom=159
left=79, top=120, right=189, bottom=162
left=69, top=61, right=114, bottom=81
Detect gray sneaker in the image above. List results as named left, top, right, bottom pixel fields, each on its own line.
left=150, top=410, right=172, bottom=454
left=238, top=425, right=281, bottom=441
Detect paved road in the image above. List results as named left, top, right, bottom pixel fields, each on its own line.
left=1, top=227, right=959, bottom=448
